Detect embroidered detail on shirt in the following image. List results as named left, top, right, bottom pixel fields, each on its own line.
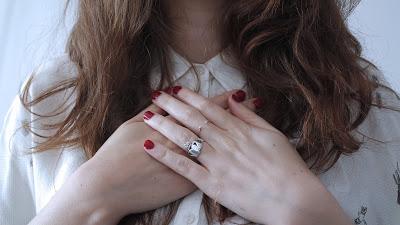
left=354, top=206, right=368, bottom=225
left=393, top=162, right=400, bottom=205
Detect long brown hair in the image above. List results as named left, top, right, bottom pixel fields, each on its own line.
left=22, top=0, right=400, bottom=224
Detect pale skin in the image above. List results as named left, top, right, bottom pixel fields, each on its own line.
left=30, top=1, right=228, bottom=223
left=143, top=87, right=353, bottom=225
left=28, top=91, right=258, bottom=225
left=164, top=0, right=227, bottom=63
left=28, top=0, right=353, bottom=224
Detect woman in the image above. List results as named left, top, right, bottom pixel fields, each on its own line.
left=1, top=0, right=399, bottom=224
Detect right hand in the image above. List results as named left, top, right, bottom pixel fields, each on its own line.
left=30, top=90, right=258, bottom=225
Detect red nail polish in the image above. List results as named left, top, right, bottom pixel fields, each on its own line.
left=152, top=91, right=162, bottom=100
left=172, top=86, right=182, bottom=95
left=232, top=90, right=246, bottom=102
left=253, top=97, right=264, bottom=109
left=143, top=111, right=154, bottom=120
left=144, top=140, right=155, bottom=150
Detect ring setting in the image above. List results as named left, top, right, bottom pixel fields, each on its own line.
left=184, top=138, right=204, bottom=158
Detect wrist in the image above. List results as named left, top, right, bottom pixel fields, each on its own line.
left=259, top=173, right=351, bottom=225
left=30, top=164, right=121, bottom=225
left=67, top=163, right=123, bottom=225
left=28, top=190, right=118, bottom=225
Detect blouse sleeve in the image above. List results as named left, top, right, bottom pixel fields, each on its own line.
left=0, top=94, right=36, bottom=224
left=0, top=55, right=78, bottom=225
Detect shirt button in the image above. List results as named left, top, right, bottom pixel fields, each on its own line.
left=185, top=213, right=196, bottom=224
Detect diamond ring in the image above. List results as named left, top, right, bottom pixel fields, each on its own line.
left=183, top=138, right=204, bottom=158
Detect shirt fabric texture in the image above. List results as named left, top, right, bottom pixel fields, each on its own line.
left=1, top=47, right=400, bottom=225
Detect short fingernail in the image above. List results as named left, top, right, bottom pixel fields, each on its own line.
left=152, top=91, right=162, bottom=100
left=172, top=86, right=182, bottom=95
left=143, top=111, right=154, bottom=120
left=144, top=140, right=155, bottom=150
left=253, top=97, right=264, bottom=109
left=232, top=90, right=246, bottom=102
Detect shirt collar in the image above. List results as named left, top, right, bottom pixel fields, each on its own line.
left=151, top=45, right=247, bottom=91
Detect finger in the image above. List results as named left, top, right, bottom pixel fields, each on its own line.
left=128, top=103, right=166, bottom=123
left=242, top=98, right=258, bottom=112
left=210, top=90, right=257, bottom=113
left=148, top=95, right=256, bottom=124
left=135, top=90, right=253, bottom=121
left=209, top=90, right=238, bottom=109
left=151, top=90, right=226, bottom=138
left=143, top=111, right=216, bottom=164
left=163, top=86, right=247, bottom=131
left=225, top=97, right=258, bottom=113
left=143, top=139, right=210, bottom=189
left=164, top=90, right=236, bottom=124
left=228, top=95, right=279, bottom=132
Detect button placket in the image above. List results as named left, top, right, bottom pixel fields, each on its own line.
left=193, top=65, right=210, bottom=97
left=194, top=64, right=206, bottom=75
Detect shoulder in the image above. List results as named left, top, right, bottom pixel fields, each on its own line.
left=26, top=54, right=78, bottom=98
left=21, top=54, right=78, bottom=120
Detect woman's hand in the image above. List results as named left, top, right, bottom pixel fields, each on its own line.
left=28, top=89, right=258, bottom=225
left=142, top=87, right=352, bottom=225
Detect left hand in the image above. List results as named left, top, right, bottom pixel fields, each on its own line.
left=142, top=86, right=352, bottom=225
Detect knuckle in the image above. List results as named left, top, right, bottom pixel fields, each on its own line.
left=156, top=116, right=166, bottom=126
left=157, top=148, right=168, bottom=160
left=221, top=137, right=238, bottom=150
left=181, top=131, right=193, bottom=144
left=158, top=117, right=172, bottom=129
left=175, top=157, right=191, bottom=174
left=182, top=108, right=199, bottom=121
left=197, top=99, right=213, bottom=112
left=235, top=123, right=252, bottom=140
left=206, top=177, right=223, bottom=201
left=163, top=96, right=174, bottom=106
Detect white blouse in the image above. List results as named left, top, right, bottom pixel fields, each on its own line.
left=1, top=48, right=400, bottom=225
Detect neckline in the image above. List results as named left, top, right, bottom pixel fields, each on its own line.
left=167, top=44, right=231, bottom=67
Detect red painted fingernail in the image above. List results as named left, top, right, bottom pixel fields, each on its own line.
left=253, top=97, right=264, bottom=109
left=232, top=90, right=246, bottom=102
left=172, top=86, right=182, bottom=95
left=152, top=91, right=162, bottom=100
left=144, top=140, right=155, bottom=150
left=143, top=111, right=154, bottom=120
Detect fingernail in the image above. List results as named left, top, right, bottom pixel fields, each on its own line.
left=232, top=90, right=246, bottom=102
left=172, top=86, right=182, bottom=95
left=144, top=140, right=155, bottom=150
left=143, top=111, right=154, bottom=120
left=152, top=91, right=162, bottom=100
left=253, top=97, right=264, bottom=109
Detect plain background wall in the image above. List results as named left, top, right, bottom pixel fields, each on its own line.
left=0, top=0, right=399, bottom=130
